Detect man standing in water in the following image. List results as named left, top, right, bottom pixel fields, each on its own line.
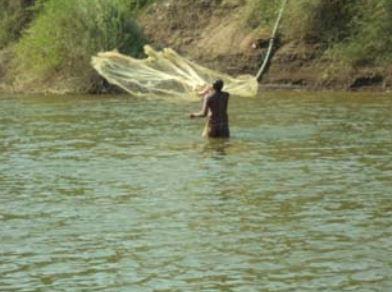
left=190, top=79, right=230, bottom=138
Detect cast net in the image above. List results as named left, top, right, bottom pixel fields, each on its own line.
left=91, top=45, right=258, bottom=100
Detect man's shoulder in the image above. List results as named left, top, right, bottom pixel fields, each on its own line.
left=216, top=91, right=230, bottom=97
left=208, top=91, right=229, bottom=101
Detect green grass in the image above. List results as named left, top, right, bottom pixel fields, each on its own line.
left=247, top=0, right=392, bottom=67
left=0, top=0, right=36, bottom=49
left=244, top=0, right=281, bottom=30
left=12, top=0, right=151, bottom=92
left=337, top=0, right=392, bottom=66
left=1, top=0, right=391, bottom=92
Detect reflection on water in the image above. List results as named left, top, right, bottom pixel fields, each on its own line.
left=202, top=139, right=231, bottom=158
left=0, top=92, right=391, bottom=290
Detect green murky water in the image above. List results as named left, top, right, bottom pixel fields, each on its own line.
left=1, top=91, right=391, bottom=290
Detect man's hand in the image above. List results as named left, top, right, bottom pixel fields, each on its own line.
left=189, top=113, right=196, bottom=118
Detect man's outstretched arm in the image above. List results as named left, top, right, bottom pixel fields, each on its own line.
left=190, top=97, right=208, bottom=118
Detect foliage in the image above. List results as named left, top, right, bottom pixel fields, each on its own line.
left=1, top=0, right=391, bottom=92
left=284, top=0, right=358, bottom=44
left=337, top=0, right=392, bottom=66
left=13, top=0, right=150, bottom=91
left=247, top=0, right=392, bottom=66
left=244, top=0, right=281, bottom=29
left=0, top=0, right=36, bottom=48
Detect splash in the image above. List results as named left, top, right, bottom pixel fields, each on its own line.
left=92, top=45, right=258, bottom=99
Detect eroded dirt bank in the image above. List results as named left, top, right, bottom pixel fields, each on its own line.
left=139, top=0, right=391, bottom=91
left=1, top=0, right=391, bottom=94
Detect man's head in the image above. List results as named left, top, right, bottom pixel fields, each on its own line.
left=213, top=79, right=224, bottom=92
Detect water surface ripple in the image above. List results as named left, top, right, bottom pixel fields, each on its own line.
left=1, top=92, right=391, bottom=290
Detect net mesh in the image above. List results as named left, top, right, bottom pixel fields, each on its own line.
left=91, top=45, right=258, bottom=99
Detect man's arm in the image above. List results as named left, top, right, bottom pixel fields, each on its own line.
left=197, top=85, right=213, bottom=97
left=190, top=96, right=208, bottom=118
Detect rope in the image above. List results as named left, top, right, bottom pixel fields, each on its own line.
left=256, top=0, right=288, bottom=81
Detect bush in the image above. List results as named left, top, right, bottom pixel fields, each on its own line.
left=247, top=0, right=392, bottom=66
left=245, top=0, right=357, bottom=45
left=244, top=0, right=281, bottom=30
left=340, top=0, right=392, bottom=66
left=13, top=0, right=149, bottom=92
left=281, top=0, right=358, bottom=46
left=0, top=0, right=36, bottom=48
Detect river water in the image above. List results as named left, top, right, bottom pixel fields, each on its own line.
left=1, top=91, right=391, bottom=291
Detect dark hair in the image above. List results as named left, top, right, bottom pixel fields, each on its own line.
left=213, top=79, right=224, bottom=92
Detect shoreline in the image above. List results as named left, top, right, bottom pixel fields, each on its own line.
left=1, top=82, right=391, bottom=96
left=1, top=0, right=391, bottom=96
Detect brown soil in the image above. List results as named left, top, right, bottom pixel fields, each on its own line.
left=1, top=0, right=390, bottom=94
left=139, top=0, right=391, bottom=91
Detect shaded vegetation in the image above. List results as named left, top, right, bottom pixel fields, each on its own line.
left=250, top=0, right=392, bottom=66
left=4, top=0, right=152, bottom=92
left=0, top=0, right=391, bottom=93
left=0, top=0, right=36, bottom=48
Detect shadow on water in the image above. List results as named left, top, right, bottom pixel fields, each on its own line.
left=201, top=138, right=231, bottom=159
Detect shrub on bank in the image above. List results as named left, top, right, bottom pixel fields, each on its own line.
left=2, top=0, right=391, bottom=92
left=0, top=0, right=36, bottom=49
left=247, top=0, right=392, bottom=67
left=13, top=0, right=150, bottom=92
left=335, top=0, right=392, bottom=66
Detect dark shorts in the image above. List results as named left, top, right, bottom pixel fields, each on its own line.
left=203, top=122, right=230, bottom=138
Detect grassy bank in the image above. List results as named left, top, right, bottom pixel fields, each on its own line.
left=1, top=0, right=391, bottom=93
left=1, top=0, right=152, bottom=93
left=140, top=0, right=392, bottom=89
left=255, top=0, right=392, bottom=67
left=246, top=0, right=392, bottom=88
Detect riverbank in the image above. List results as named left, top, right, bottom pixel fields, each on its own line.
left=139, top=0, right=392, bottom=91
left=0, top=0, right=391, bottom=94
